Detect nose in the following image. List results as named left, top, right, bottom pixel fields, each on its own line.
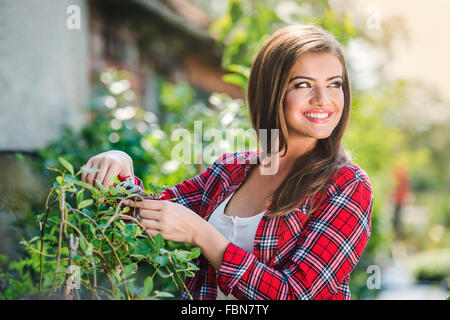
left=310, top=86, right=331, bottom=107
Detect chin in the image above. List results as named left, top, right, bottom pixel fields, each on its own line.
left=315, top=132, right=333, bottom=139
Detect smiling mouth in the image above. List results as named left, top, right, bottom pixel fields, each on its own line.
left=303, top=112, right=332, bottom=123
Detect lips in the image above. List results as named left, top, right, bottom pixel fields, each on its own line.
left=303, top=110, right=333, bottom=123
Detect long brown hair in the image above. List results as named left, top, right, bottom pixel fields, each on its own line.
left=247, top=24, right=352, bottom=218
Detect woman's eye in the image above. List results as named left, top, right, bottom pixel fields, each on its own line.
left=294, top=82, right=310, bottom=89
left=330, top=81, right=343, bottom=88
left=293, top=81, right=342, bottom=89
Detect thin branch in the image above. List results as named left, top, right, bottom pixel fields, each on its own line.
left=39, top=191, right=58, bottom=299
left=47, top=185, right=66, bottom=299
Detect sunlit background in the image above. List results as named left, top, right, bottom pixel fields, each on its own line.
left=0, top=0, right=449, bottom=300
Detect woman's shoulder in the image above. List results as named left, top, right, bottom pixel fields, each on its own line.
left=329, top=162, right=372, bottom=190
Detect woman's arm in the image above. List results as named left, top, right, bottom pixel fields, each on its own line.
left=192, top=219, right=229, bottom=270
left=83, top=150, right=225, bottom=214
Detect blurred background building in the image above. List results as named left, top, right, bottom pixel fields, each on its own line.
left=0, top=0, right=241, bottom=152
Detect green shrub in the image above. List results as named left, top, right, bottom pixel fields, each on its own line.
left=407, top=249, right=450, bottom=282
left=24, top=158, right=200, bottom=300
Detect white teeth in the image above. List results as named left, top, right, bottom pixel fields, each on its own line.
left=304, top=113, right=330, bottom=119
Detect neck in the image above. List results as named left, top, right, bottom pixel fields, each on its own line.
left=259, top=137, right=317, bottom=177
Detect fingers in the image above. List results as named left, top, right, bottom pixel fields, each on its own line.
left=81, top=159, right=93, bottom=183
left=102, top=163, right=122, bottom=190
left=94, top=159, right=110, bottom=187
left=85, top=158, right=101, bottom=186
left=140, top=217, right=160, bottom=230
left=123, top=199, right=167, bottom=211
left=145, top=229, right=160, bottom=238
left=82, top=157, right=120, bottom=189
left=141, top=217, right=161, bottom=238
left=139, top=209, right=161, bottom=220
left=102, top=167, right=119, bottom=190
left=82, top=151, right=133, bottom=189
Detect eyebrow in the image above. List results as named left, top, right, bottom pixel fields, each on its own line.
left=289, top=75, right=343, bottom=83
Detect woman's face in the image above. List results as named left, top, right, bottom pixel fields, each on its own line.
left=283, top=52, right=345, bottom=142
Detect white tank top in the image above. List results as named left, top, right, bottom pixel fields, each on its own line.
left=207, top=191, right=265, bottom=300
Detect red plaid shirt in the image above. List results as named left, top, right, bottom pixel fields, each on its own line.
left=135, top=150, right=373, bottom=300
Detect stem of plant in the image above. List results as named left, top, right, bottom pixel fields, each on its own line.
left=47, top=185, right=66, bottom=299
left=39, top=195, right=57, bottom=299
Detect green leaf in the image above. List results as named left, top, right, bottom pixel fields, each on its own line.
left=78, top=199, right=93, bottom=210
left=125, top=223, right=138, bottom=237
left=147, top=182, right=155, bottom=193
left=79, top=236, right=87, bottom=253
left=132, top=238, right=155, bottom=255
left=108, top=185, right=118, bottom=196
left=143, top=276, right=153, bottom=296
left=123, top=263, right=136, bottom=277
left=74, top=180, right=94, bottom=190
left=56, top=176, right=63, bottom=185
left=223, top=73, right=247, bottom=88
left=153, top=291, right=174, bottom=298
left=95, top=179, right=106, bottom=194
left=44, top=233, right=58, bottom=243
left=28, top=236, right=40, bottom=244
left=109, top=176, right=121, bottom=185
left=81, top=208, right=94, bottom=218
left=184, top=270, right=196, bottom=277
left=77, top=189, right=84, bottom=204
left=74, top=181, right=100, bottom=200
left=189, top=247, right=201, bottom=259
left=96, top=222, right=108, bottom=230
left=80, top=167, right=100, bottom=174
left=159, top=248, right=170, bottom=255
left=154, top=233, right=164, bottom=251
left=173, top=250, right=189, bottom=262
left=58, top=157, right=74, bottom=176
left=187, top=262, right=200, bottom=271
left=127, top=280, right=135, bottom=299
left=227, top=64, right=250, bottom=79
left=130, top=254, right=147, bottom=261
left=154, top=256, right=169, bottom=266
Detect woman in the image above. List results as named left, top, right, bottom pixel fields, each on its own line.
left=82, top=24, right=373, bottom=300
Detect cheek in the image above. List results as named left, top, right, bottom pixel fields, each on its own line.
left=333, top=90, right=345, bottom=108
left=283, top=91, right=303, bottom=114
left=330, top=91, right=345, bottom=116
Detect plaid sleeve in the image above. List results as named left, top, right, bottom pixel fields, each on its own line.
left=157, top=166, right=215, bottom=214
left=216, top=170, right=373, bottom=300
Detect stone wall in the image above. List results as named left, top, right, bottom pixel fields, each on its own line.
left=0, top=0, right=89, bottom=151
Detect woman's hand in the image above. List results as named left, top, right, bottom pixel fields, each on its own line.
left=82, top=150, right=134, bottom=189
left=123, top=199, right=203, bottom=245
left=123, top=199, right=230, bottom=269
